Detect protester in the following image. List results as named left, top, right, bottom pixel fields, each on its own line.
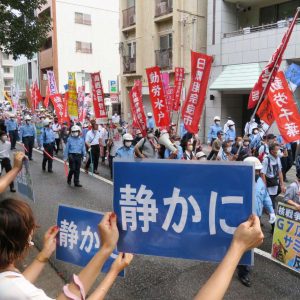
left=231, top=137, right=251, bottom=161
left=132, top=129, right=143, bottom=146
left=99, top=124, right=108, bottom=165
left=63, top=125, right=86, bottom=187
left=0, top=132, right=16, bottom=192
left=283, top=170, right=300, bottom=211
left=52, top=118, right=61, bottom=155
left=258, top=133, right=276, bottom=160
left=20, top=115, right=36, bottom=160
left=40, top=118, right=55, bottom=173
left=207, top=130, right=223, bottom=160
left=5, top=113, right=18, bottom=150
left=135, top=128, right=160, bottom=159
left=85, top=120, right=101, bottom=175
left=217, top=141, right=237, bottom=161
left=183, top=140, right=196, bottom=160
left=107, top=127, right=123, bottom=178
left=195, top=215, right=264, bottom=300
left=115, top=133, right=135, bottom=159
left=196, top=151, right=207, bottom=161
left=164, top=135, right=183, bottom=159
left=112, top=112, right=120, bottom=124
left=207, top=116, right=222, bottom=145
left=60, top=122, right=70, bottom=152
left=0, top=201, right=133, bottom=300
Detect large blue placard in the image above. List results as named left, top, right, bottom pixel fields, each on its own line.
left=56, top=205, right=124, bottom=276
left=113, top=160, right=255, bottom=265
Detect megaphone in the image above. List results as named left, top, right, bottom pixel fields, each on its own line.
left=159, top=132, right=177, bottom=153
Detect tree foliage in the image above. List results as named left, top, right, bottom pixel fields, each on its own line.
left=0, top=0, right=51, bottom=59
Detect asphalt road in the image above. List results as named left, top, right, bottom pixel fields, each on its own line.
left=4, top=146, right=300, bottom=299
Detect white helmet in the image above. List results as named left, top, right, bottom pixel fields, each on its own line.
left=25, top=115, right=31, bottom=121
left=43, top=118, right=50, bottom=126
left=196, top=151, right=207, bottom=159
left=214, top=116, right=220, bottom=121
left=147, top=112, right=153, bottom=117
left=123, top=133, right=133, bottom=141
left=244, top=156, right=262, bottom=170
left=227, top=120, right=235, bottom=126
left=71, top=125, right=81, bottom=132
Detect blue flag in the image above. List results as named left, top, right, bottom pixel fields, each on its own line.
left=285, top=63, right=300, bottom=87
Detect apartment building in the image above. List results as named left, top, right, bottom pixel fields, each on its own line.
left=119, top=0, right=207, bottom=130
left=38, top=0, right=119, bottom=99
left=207, top=0, right=300, bottom=137
left=0, top=52, right=14, bottom=101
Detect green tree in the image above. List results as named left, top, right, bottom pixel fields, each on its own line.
left=0, top=0, right=51, bottom=59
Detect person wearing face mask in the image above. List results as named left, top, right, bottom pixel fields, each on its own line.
left=108, top=127, right=124, bottom=178
left=250, top=127, right=261, bottom=151
left=258, top=133, right=275, bottom=159
left=60, top=121, right=70, bottom=152
left=232, top=137, right=251, bottom=161
left=217, top=141, right=237, bottom=161
left=35, top=116, right=44, bottom=150
left=244, top=118, right=258, bottom=136
left=207, top=116, right=222, bottom=145
left=52, top=118, right=61, bottom=155
left=115, top=133, right=135, bottom=159
left=135, top=128, right=160, bottom=159
left=224, top=120, right=236, bottom=142
left=40, top=118, right=55, bottom=173
left=64, top=125, right=86, bottom=187
left=5, top=113, right=18, bottom=150
left=183, top=140, right=196, bottom=160
left=208, top=130, right=224, bottom=160
left=164, top=136, right=183, bottom=159
left=0, top=132, right=16, bottom=192
left=19, top=115, right=36, bottom=161
left=146, top=112, right=155, bottom=130
left=132, top=129, right=143, bottom=146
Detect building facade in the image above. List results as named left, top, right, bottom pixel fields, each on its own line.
left=0, top=52, right=14, bottom=101
left=207, top=0, right=300, bottom=138
left=37, top=0, right=119, bottom=99
left=119, top=0, right=207, bottom=133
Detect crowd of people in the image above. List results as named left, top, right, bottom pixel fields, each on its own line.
left=0, top=107, right=299, bottom=295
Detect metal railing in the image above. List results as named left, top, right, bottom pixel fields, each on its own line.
left=123, top=56, right=136, bottom=74
left=155, top=48, right=172, bottom=70
left=223, top=18, right=300, bottom=38
left=155, top=0, right=173, bottom=17
left=122, top=6, right=136, bottom=28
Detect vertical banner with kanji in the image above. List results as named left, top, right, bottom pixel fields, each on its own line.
left=146, top=66, right=170, bottom=128
left=173, top=67, right=184, bottom=112
left=166, top=86, right=175, bottom=114
left=50, top=94, right=64, bottom=123
left=267, top=71, right=300, bottom=142
left=91, top=72, right=107, bottom=122
left=62, top=92, right=70, bottom=125
left=77, top=86, right=86, bottom=123
left=67, top=72, right=78, bottom=118
left=256, top=97, right=275, bottom=126
left=272, top=202, right=300, bottom=273
left=182, top=51, right=213, bottom=134
left=129, top=80, right=147, bottom=136
left=56, top=205, right=124, bottom=277
left=16, top=160, right=35, bottom=202
left=47, top=70, right=58, bottom=95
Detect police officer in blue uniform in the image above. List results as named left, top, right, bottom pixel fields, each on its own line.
left=6, top=113, right=18, bottom=150
left=115, top=133, right=135, bottom=159
left=40, top=118, right=55, bottom=173
left=64, top=125, right=86, bottom=187
left=147, top=112, right=155, bottom=130
left=20, top=115, right=36, bottom=160
left=207, top=116, right=222, bottom=145
left=225, top=120, right=236, bottom=141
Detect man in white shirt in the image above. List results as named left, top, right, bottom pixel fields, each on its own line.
left=52, top=118, right=61, bottom=155
left=99, top=124, right=109, bottom=164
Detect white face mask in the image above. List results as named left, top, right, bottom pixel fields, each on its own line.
left=71, top=132, right=79, bottom=137
left=253, top=130, right=259, bottom=134
left=125, top=141, right=132, bottom=148
left=215, top=121, right=220, bottom=125
left=244, top=142, right=250, bottom=146
left=277, top=150, right=283, bottom=158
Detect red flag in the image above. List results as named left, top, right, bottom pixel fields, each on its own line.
left=268, top=71, right=300, bottom=143
left=129, top=80, right=147, bottom=136
left=62, top=92, right=71, bottom=125
left=50, top=94, right=64, bottom=123
left=173, top=67, right=184, bottom=111
left=256, top=97, right=275, bottom=126
left=32, top=81, right=43, bottom=110
left=91, top=72, right=107, bottom=121
left=146, top=66, right=170, bottom=128
left=182, top=51, right=213, bottom=134
left=44, top=83, right=50, bottom=108
left=248, top=9, right=300, bottom=109
left=26, top=82, right=33, bottom=110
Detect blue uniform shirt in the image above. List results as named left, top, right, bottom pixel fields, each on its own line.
left=115, top=146, right=134, bottom=159
left=164, top=145, right=183, bottom=160
left=225, top=128, right=236, bottom=141
left=20, top=124, right=36, bottom=140
left=255, top=177, right=274, bottom=217
left=40, top=127, right=55, bottom=144
left=250, top=134, right=261, bottom=150
left=208, top=124, right=222, bottom=142
left=147, top=117, right=155, bottom=129
left=63, top=136, right=86, bottom=160
left=5, top=119, right=17, bottom=132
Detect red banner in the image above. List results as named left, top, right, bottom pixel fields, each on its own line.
left=91, top=72, right=107, bottom=120
left=44, top=83, right=50, bottom=108
left=248, top=10, right=299, bottom=109
left=146, top=66, right=170, bottom=128
left=182, top=51, right=213, bottom=134
left=173, top=67, right=184, bottom=111
left=32, top=81, right=43, bottom=110
left=268, top=71, right=300, bottom=143
left=26, top=82, right=33, bottom=110
left=62, top=92, right=71, bottom=125
left=77, top=86, right=86, bottom=123
left=129, top=80, right=147, bottom=136
left=256, top=97, right=275, bottom=126
left=50, top=94, right=64, bottom=123
left=166, top=86, right=175, bottom=113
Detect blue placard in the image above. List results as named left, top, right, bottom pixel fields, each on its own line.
left=16, top=159, right=35, bottom=202
left=56, top=205, right=124, bottom=277
left=113, top=160, right=255, bottom=265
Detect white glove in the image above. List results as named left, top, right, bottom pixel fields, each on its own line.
left=269, top=213, right=276, bottom=224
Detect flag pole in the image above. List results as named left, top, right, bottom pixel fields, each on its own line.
left=248, top=7, right=300, bottom=127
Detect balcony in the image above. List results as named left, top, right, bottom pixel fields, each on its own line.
left=155, top=0, right=173, bottom=18
left=122, top=6, right=136, bottom=29
left=155, top=49, right=172, bottom=70
left=123, top=56, right=136, bottom=74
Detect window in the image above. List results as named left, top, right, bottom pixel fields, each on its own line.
left=3, top=67, right=10, bottom=73
left=75, top=12, right=92, bottom=25
left=76, top=41, right=93, bottom=54
left=41, top=37, right=52, bottom=51
left=4, top=79, right=12, bottom=87
left=2, top=53, right=9, bottom=60
left=128, top=42, right=136, bottom=58
left=160, top=33, right=172, bottom=50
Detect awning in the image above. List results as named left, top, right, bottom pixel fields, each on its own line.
left=209, top=63, right=262, bottom=91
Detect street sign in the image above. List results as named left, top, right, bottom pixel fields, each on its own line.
left=109, top=80, right=118, bottom=93
left=56, top=205, right=124, bottom=276
left=16, top=159, right=35, bottom=202
left=113, top=160, right=255, bottom=265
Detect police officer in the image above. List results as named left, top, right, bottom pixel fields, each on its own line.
left=147, top=112, right=155, bottom=129
left=20, top=115, right=36, bottom=160
left=6, top=113, right=18, bottom=150
left=40, top=118, right=55, bottom=173
left=64, top=125, right=86, bottom=187
left=115, top=133, right=135, bottom=159
left=207, top=116, right=222, bottom=145
left=224, top=120, right=236, bottom=141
